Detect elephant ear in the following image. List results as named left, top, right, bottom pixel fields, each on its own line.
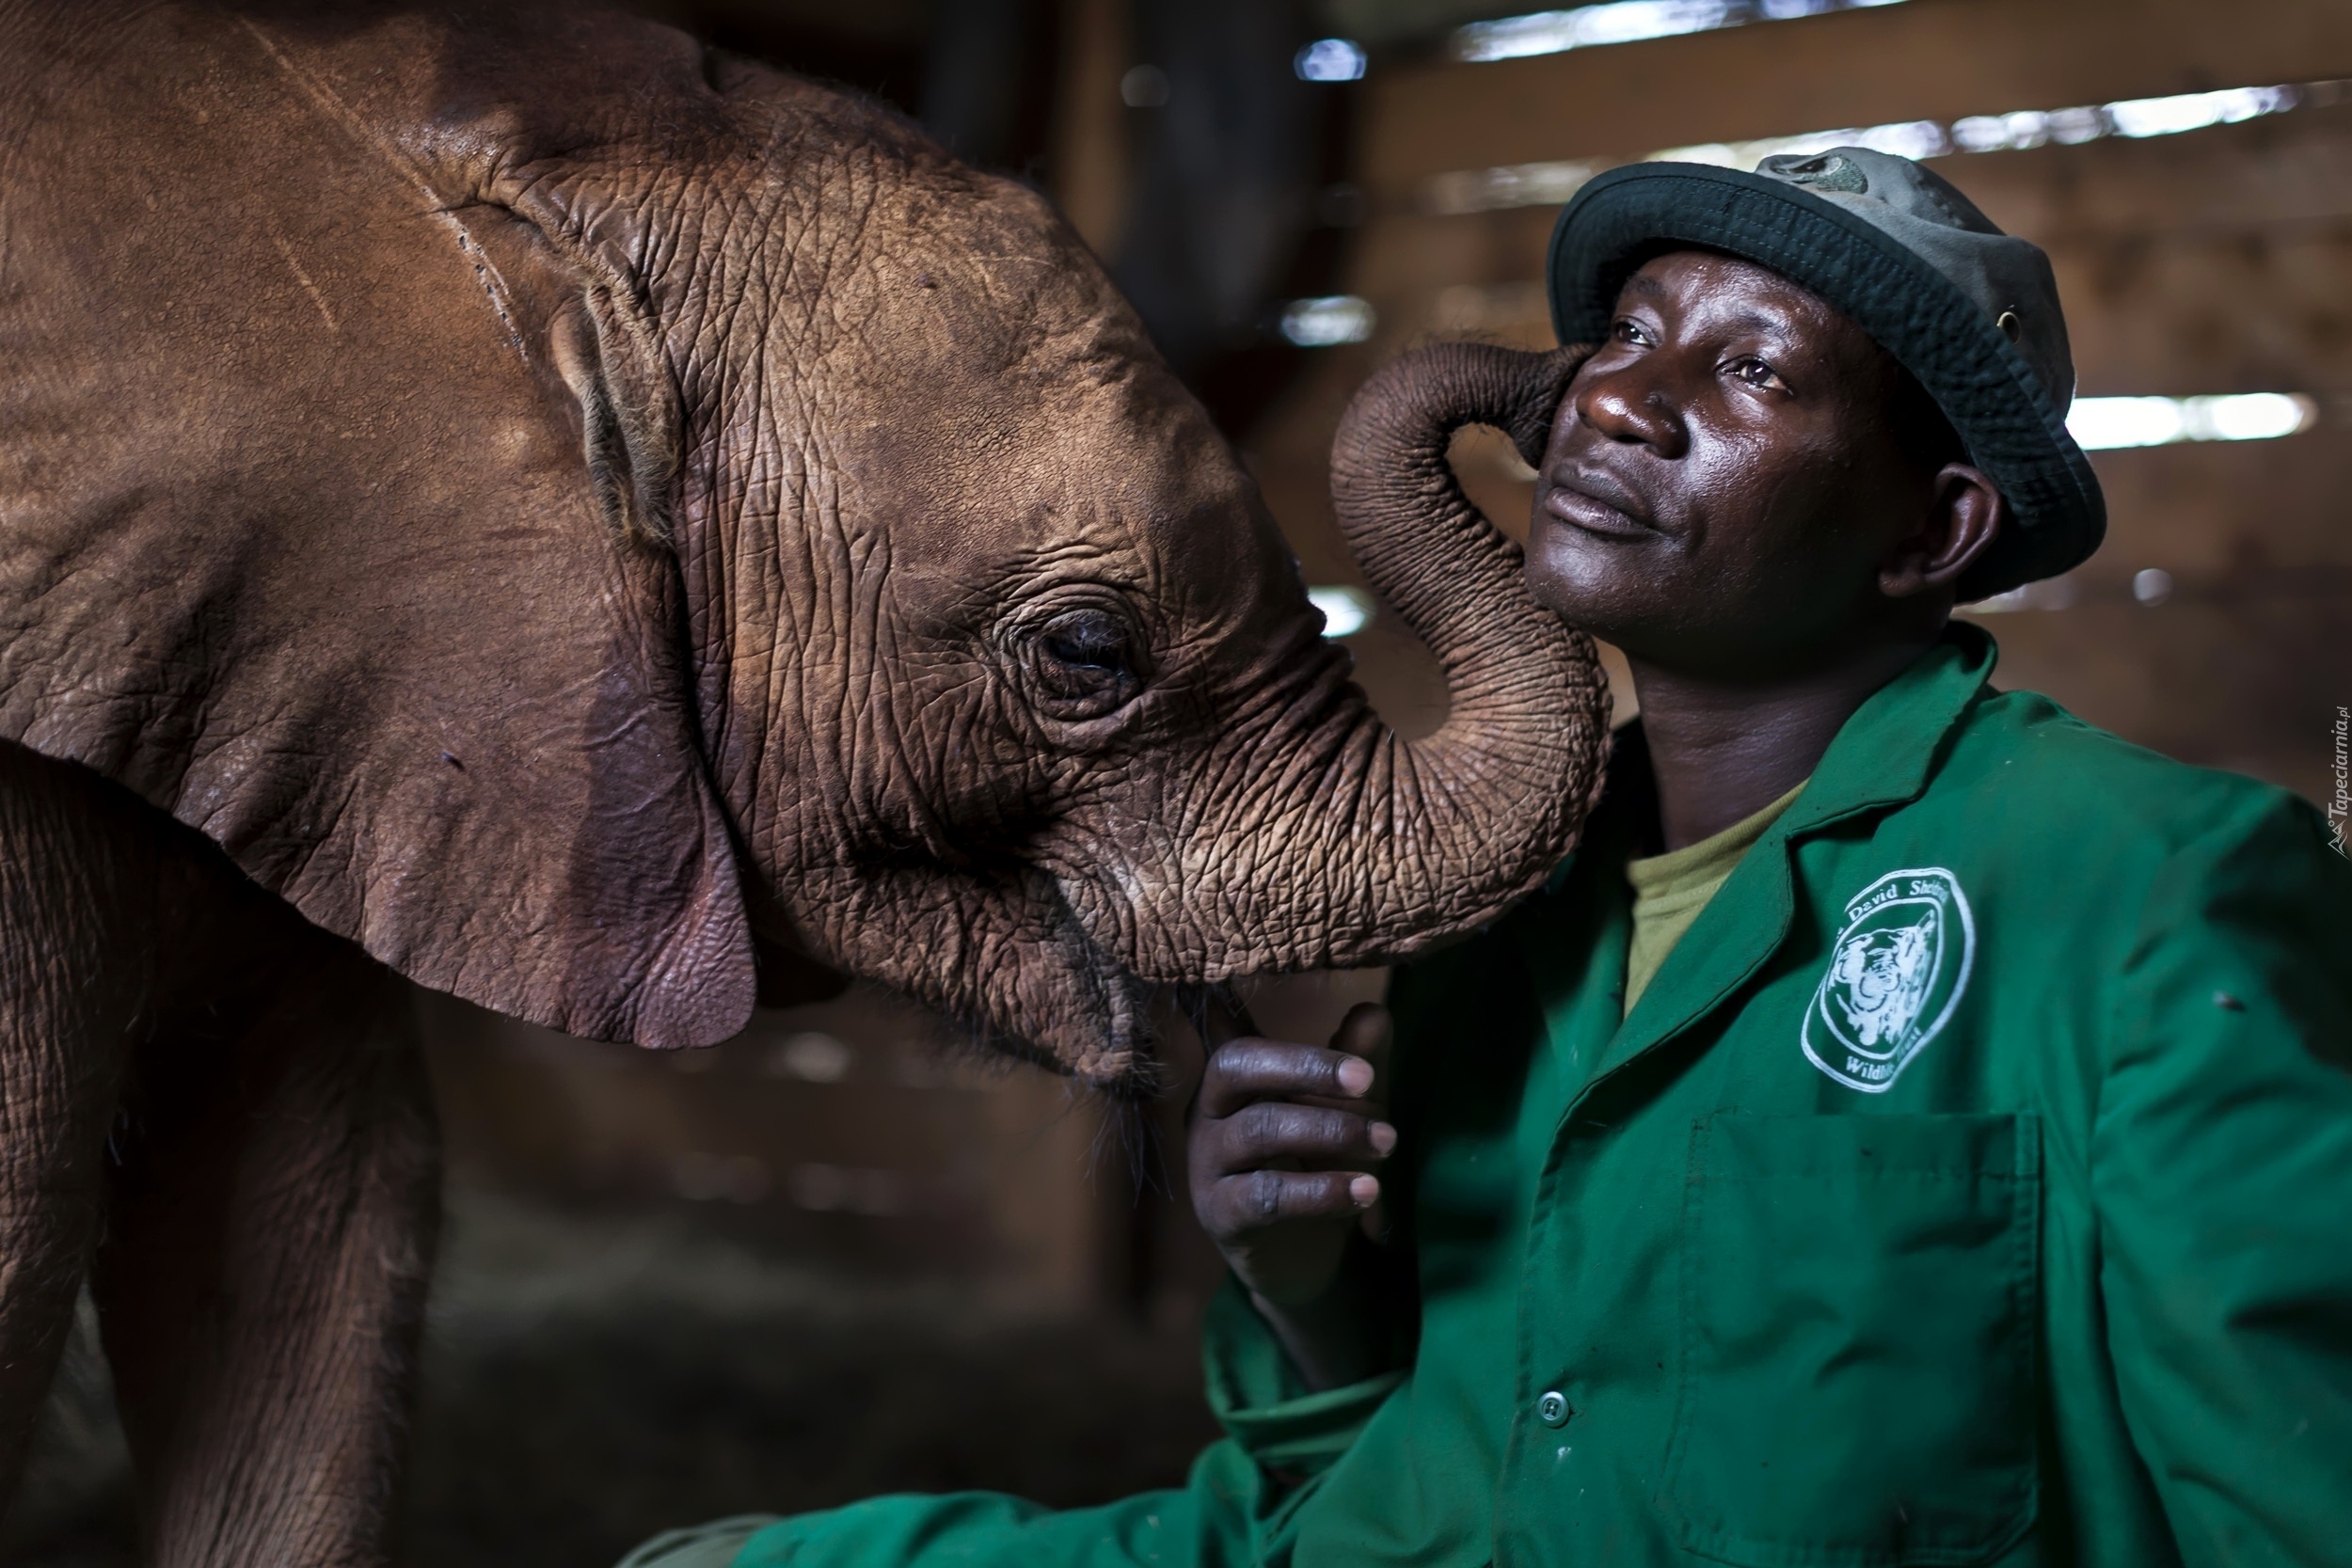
left=0, top=34, right=754, bottom=1048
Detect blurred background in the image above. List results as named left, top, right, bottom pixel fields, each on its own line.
left=11, top=1, right=2350, bottom=1562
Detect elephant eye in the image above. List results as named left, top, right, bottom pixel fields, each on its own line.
left=1042, top=614, right=1127, bottom=671
left=1029, top=608, right=1144, bottom=717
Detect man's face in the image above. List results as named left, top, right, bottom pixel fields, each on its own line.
left=1528, top=249, right=1947, bottom=680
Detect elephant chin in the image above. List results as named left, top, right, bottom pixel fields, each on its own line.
left=961, top=872, right=1162, bottom=1090
left=805, top=863, right=1160, bottom=1092
left=1003, top=925, right=1158, bottom=1094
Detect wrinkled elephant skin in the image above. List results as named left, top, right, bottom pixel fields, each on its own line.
left=0, top=1, right=1608, bottom=1560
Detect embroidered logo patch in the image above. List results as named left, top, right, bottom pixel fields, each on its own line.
left=1803, top=867, right=1976, bottom=1093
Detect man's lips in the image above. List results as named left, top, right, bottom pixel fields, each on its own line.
left=1539, top=466, right=1654, bottom=538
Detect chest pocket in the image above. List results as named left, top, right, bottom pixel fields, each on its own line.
left=1662, top=1114, right=2040, bottom=1568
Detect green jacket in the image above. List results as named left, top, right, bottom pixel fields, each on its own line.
left=1236, top=623, right=2352, bottom=1568
left=708, top=626, right=2352, bottom=1568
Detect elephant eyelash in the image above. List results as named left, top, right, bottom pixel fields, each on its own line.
left=1043, top=625, right=1127, bottom=671
left=1026, top=607, right=1147, bottom=719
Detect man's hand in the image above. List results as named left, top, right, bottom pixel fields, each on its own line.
left=1189, top=1004, right=1398, bottom=1386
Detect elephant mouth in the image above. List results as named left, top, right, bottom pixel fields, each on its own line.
left=794, top=857, right=1166, bottom=1091
left=857, top=861, right=1165, bottom=1095
left=1024, top=887, right=1161, bottom=1094
left=1024, top=876, right=1266, bottom=1098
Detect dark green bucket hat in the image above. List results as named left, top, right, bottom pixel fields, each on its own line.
left=1547, top=148, right=2104, bottom=600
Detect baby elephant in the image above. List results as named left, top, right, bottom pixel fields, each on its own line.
left=0, top=1, right=1608, bottom=1560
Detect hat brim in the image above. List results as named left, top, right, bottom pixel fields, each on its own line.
left=1547, top=162, right=2104, bottom=600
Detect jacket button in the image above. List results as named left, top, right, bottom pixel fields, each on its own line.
left=1536, top=1390, right=1570, bottom=1427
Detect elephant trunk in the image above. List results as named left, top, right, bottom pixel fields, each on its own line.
left=1299, top=341, right=1611, bottom=965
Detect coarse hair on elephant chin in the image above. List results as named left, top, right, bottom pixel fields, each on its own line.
left=921, top=951, right=1166, bottom=1100
left=783, top=862, right=1164, bottom=1088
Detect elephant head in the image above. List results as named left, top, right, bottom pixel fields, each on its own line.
left=0, top=1, right=1608, bottom=1084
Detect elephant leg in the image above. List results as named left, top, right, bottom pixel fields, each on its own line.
left=0, top=747, right=142, bottom=1508
left=92, top=924, right=440, bottom=1568
left=0, top=986, right=125, bottom=1513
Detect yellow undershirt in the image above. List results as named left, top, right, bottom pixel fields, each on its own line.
left=1623, top=781, right=1808, bottom=1018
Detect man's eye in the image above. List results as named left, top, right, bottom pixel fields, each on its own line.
left=1612, top=317, right=1652, bottom=346
left=1728, top=356, right=1786, bottom=391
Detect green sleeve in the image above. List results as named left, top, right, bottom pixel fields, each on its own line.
left=2094, top=792, right=2352, bottom=1566
left=1199, top=1275, right=1404, bottom=1482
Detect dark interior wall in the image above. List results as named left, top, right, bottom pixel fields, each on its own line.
left=619, top=0, right=1364, bottom=439
left=919, top=0, right=1064, bottom=172
left=623, top=0, right=935, bottom=119
left=1107, top=0, right=1343, bottom=431
left=620, top=0, right=1075, bottom=183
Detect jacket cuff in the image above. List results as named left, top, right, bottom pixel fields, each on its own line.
left=1200, top=1275, right=1405, bottom=1480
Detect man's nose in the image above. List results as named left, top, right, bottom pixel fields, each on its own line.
left=1571, top=358, right=1688, bottom=457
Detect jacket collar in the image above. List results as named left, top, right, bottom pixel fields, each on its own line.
left=1774, top=620, right=1997, bottom=839
left=1525, top=623, right=1999, bottom=1099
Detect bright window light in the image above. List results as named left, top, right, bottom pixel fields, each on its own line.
left=1426, top=159, right=1602, bottom=214
left=1295, top=38, right=1368, bottom=81
left=2066, top=394, right=2317, bottom=451
left=1309, top=585, right=1375, bottom=638
left=1454, top=0, right=1907, bottom=62
left=1459, top=2, right=1724, bottom=60
left=1948, top=106, right=2107, bottom=152
left=2070, top=397, right=2187, bottom=449
left=1422, top=77, right=2343, bottom=214
left=1120, top=64, right=1169, bottom=107
left=1965, top=564, right=2200, bottom=615
left=1654, top=117, right=1949, bottom=170
left=2201, top=393, right=2318, bottom=440
left=1966, top=575, right=2078, bottom=613
left=2107, top=86, right=2295, bottom=138
left=1279, top=295, right=1376, bottom=346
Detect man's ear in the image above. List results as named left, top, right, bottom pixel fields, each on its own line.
left=1880, top=465, right=2006, bottom=599
left=549, top=283, right=679, bottom=548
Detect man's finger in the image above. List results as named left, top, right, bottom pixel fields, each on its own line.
left=1327, top=1002, right=1394, bottom=1119
left=1198, top=1101, right=1396, bottom=1179
left=1204, top=1169, right=1380, bottom=1238
left=1329, top=1003, right=1392, bottom=1075
left=1327, top=1006, right=1397, bottom=1243
left=1199, top=1038, right=1375, bottom=1118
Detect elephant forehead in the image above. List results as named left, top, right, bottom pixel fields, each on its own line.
left=821, top=376, right=1269, bottom=600
left=707, top=130, right=1290, bottom=621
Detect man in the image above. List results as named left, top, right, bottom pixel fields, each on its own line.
left=628, top=150, right=2352, bottom=1567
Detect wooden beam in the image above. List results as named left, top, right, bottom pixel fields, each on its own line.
left=1329, top=103, right=2352, bottom=390
left=1361, top=0, right=2352, bottom=194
